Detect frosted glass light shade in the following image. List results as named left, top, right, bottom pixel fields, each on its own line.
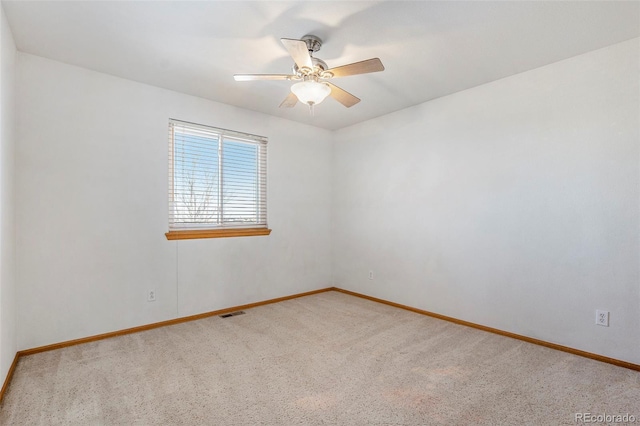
left=291, top=81, right=331, bottom=105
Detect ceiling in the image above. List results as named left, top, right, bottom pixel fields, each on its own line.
left=3, top=1, right=639, bottom=130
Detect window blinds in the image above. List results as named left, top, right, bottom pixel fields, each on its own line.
left=168, top=119, right=267, bottom=230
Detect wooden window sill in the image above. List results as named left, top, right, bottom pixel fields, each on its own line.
left=165, top=228, right=272, bottom=240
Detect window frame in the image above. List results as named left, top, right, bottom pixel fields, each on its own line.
left=165, top=119, right=270, bottom=240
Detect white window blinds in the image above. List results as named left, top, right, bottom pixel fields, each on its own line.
left=168, top=119, right=267, bottom=231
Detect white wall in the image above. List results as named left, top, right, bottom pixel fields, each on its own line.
left=332, top=39, right=640, bottom=364
left=0, top=4, right=16, bottom=384
left=16, top=53, right=333, bottom=350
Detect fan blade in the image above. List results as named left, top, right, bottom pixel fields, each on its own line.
left=327, top=83, right=360, bottom=108
left=234, top=74, right=294, bottom=81
left=279, top=92, right=298, bottom=108
left=281, top=38, right=313, bottom=70
left=326, top=58, right=384, bottom=78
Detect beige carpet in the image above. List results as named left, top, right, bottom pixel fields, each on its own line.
left=1, top=291, right=638, bottom=425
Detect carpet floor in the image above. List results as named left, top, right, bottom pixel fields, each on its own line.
left=1, top=291, right=638, bottom=425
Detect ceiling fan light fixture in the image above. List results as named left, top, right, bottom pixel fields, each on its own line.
left=291, top=80, right=331, bottom=106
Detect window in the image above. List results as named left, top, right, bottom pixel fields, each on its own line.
left=166, top=119, right=270, bottom=240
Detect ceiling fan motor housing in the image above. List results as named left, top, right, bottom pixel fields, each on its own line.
left=302, top=35, right=322, bottom=53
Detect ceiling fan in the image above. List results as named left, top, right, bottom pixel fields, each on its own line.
left=234, top=35, right=385, bottom=114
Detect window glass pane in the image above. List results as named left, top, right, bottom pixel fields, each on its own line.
left=173, top=128, right=220, bottom=225
left=222, top=138, right=259, bottom=224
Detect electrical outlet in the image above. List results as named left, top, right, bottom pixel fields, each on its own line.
left=595, top=310, right=609, bottom=327
left=148, top=290, right=156, bottom=302
left=369, top=270, right=373, bottom=280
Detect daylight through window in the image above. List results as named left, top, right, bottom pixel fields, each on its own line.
left=166, top=119, right=268, bottom=239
